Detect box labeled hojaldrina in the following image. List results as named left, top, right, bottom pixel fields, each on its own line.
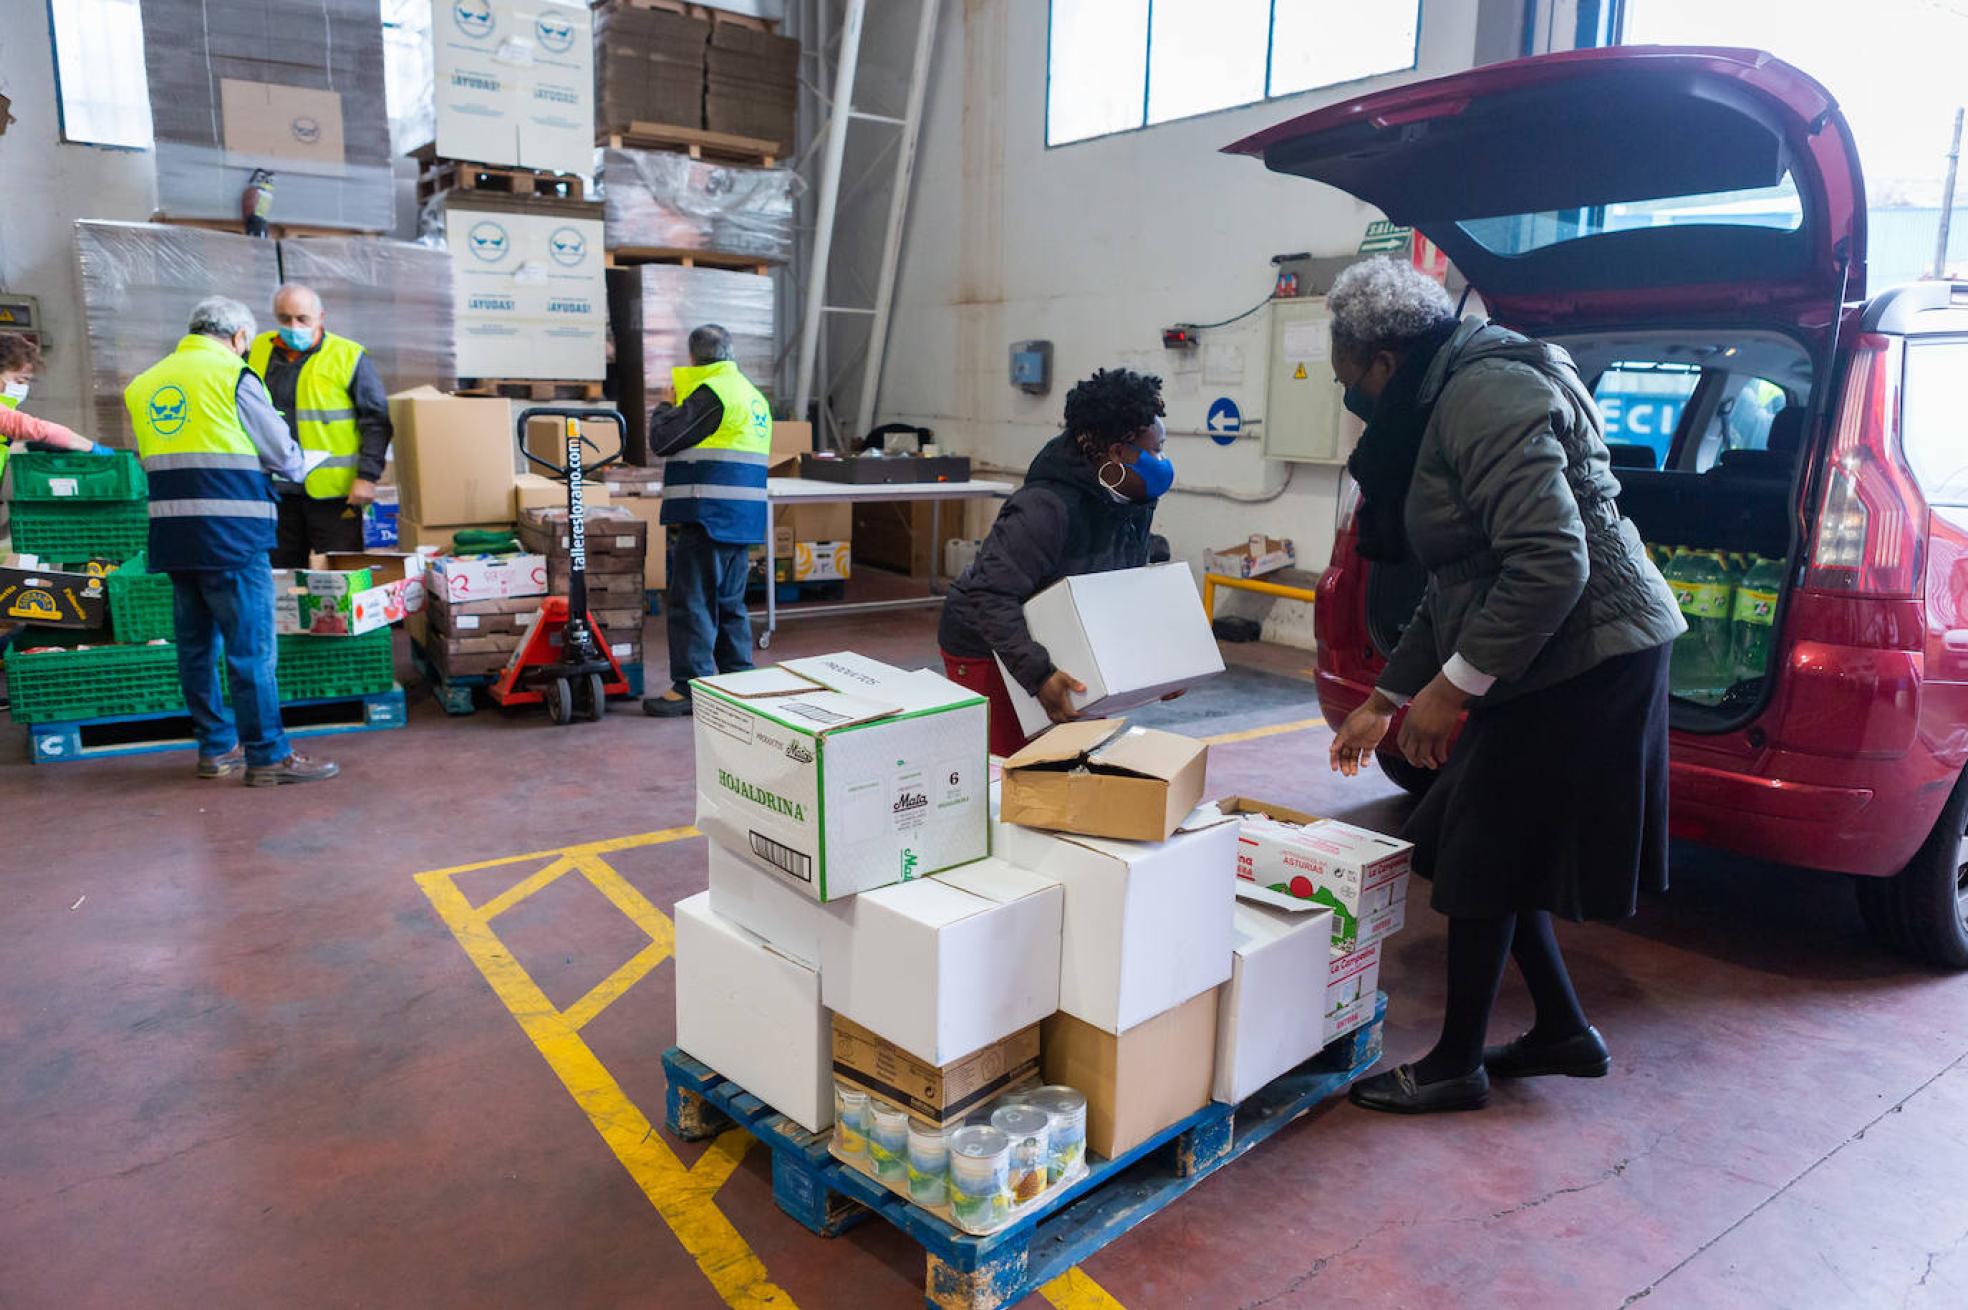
left=830, top=1014, right=1039, bottom=1127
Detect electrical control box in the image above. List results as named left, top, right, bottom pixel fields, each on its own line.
left=1010, top=340, right=1052, bottom=394
left=0, top=293, right=44, bottom=350
left=1264, top=298, right=1353, bottom=464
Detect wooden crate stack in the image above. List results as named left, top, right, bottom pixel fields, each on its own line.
left=517, top=506, right=650, bottom=671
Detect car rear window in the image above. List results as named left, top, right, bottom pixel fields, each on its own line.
left=1901, top=339, right=1968, bottom=506
left=1458, top=173, right=1803, bottom=257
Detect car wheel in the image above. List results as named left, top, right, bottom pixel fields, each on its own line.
left=1376, top=750, right=1436, bottom=797
left=1859, top=771, right=1968, bottom=969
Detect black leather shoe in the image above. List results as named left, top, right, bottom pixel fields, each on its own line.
left=642, top=694, right=693, bottom=718
left=1348, top=1064, right=1490, bottom=1115
left=1483, top=1026, right=1611, bottom=1079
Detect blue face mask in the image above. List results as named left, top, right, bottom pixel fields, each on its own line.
left=279, top=325, right=316, bottom=352
left=1133, top=449, right=1175, bottom=499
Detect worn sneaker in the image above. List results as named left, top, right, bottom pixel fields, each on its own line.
left=244, top=753, right=341, bottom=787
left=642, top=692, right=693, bottom=718
left=197, top=746, right=246, bottom=779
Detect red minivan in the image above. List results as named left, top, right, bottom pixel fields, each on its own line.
left=1227, top=46, right=1968, bottom=967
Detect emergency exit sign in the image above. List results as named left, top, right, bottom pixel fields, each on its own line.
left=1358, top=220, right=1412, bottom=254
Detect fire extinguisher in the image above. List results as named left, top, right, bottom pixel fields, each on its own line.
left=241, top=169, right=276, bottom=238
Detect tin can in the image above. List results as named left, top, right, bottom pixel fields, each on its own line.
left=947, top=1125, right=1011, bottom=1229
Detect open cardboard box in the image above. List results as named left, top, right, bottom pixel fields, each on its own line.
left=832, top=1014, right=1039, bottom=1128
left=996, top=563, right=1225, bottom=739
left=1000, top=719, right=1207, bottom=843
left=1217, top=797, right=1410, bottom=953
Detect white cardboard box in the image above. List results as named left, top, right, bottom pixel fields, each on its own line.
left=427, top=553, right=549, bottom=603
left=692, top=652, right=990, bottom=902
left=673, top=891, right=833, bottom=1132
left=1326, top=940, right=1382, bottom=1043
left=706, top=839, right=827, bottom=970
left=445, top=205, right=606, bottom=381
left=1225, top=800, right=1412, bottom=953
left=820, top=857, right=1062, bottom=1065
left=997, top=563, right=1225, bottom=738
left=1213, top=901, right=1337, bottom=1104
left=996, top=806, right=1238, bottom=1034
left=432, top=0, right=594, bottom=177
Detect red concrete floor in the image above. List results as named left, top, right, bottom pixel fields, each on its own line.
left=4, top=612, right=1968, bottom=1309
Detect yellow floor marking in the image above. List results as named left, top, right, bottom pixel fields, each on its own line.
left=1040, top=1267, right=1130, bottom=1309
left=561, top=938, right=672, bottom=1032
left=579, top=851, right=677, bottom=937
left=420, top=824, right=704, bottom=881
left=472, top=853, right=579, bottom=922
left=1202, top=716, right=1325, bottom=747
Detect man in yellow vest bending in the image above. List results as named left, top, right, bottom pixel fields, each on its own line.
left=247, top=283, right=393, bottom=566
left=642, top=324, right=772, bottom=718
left=126, top=296, right=339, bottom=786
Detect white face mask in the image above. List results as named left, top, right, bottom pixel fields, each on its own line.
left=3, top=378, right=28, bottom=403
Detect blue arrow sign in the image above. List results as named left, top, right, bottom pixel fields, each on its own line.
left=1206, top=396, right=1241, bottom=446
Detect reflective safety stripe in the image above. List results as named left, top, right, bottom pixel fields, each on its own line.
left=149, top=497, right=279, bottom=520
left=141, top=451, right=265, bottom=472
left=295, top=407, right=357, bottom=423
left=314, top=454, right=361, bottom=469
left=681, top=447, right=770, bottom=465
left=659, top=483, right=768, bottom=502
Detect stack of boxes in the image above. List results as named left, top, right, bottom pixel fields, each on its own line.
left=387, top=388, right=520, bottom=551
left=704, top=23, right=799, bottom=146
left=516, top=505, right=648, bottom=672
left=596, top=465, right=667, bottom=590
left=596, top=149, right=795, bottom=261
left=420, top=561, right=548, bottom=680
left=593, top=3, right=708, bottom=132
left=606, top=263, right=776, bottom=461
left=429, top=0, right=594, bottom=178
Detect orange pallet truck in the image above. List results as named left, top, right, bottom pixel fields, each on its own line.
left=488, top=407, right=632, bottom=725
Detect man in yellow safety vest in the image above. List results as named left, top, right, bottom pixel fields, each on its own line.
left=641, top=324, right=772, bottom=718
left=247, top=284, right=393, bottom=566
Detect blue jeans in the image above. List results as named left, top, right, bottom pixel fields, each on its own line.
left=170, top=562, right=290, bottom=766
left=667, top=523, right=754, bottom=695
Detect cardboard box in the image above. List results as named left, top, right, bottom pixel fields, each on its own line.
left=523, top=413, right=626, bottom=472
left=779, top=540, right=850, bottom=583
left=394, top=516, right=515, bottom=552
left=1326, top=941, right=1382, bottom=1043
left=1206, top=536, right=1296, bottom=579
left=771, top=419, right=812, bottom=475
left=601, top=465, right=664, bottom=497
left=706, top=839, right=826, bottom=970
left=1001, top=720, right=1207, bottom=843
left=996, top=808, right=1238, bottom=1034
left=514, top=472, right=612, bottom=515
left=520, top=505, right=647, bottom=557
left=219, top=78, right=346, bottom=175
left=611, top=497, right=669, bottom=589
left=831, top=1014, right=1040, bottom=1128
left=1042, top=988, right=1219, bottom=1159
left=997, top=563, right=1225, bottom=738
left=426, top=591, right=540, bottom=634
left=673, top=892, right=833, bottom=1133
left=1213, top=902, right=1337, bottom=1104
left=820, top=858, right=1062, bottom=1066
left=444, top=200, right=607, bottom=381
left=692, top=652, right=990, bottom=902
left=387, top=388, right=517, bottom=526
left=0, top=557, right=107, bottom=629
left=776, top=498, right=850, bottom=542
left=432, top=0, right=594, bottom=176
left=427, top=553, right=548, bottom=603
left=272, top=563, right=425, bottom=636
left=1219, top=798, right=1411, bottom=952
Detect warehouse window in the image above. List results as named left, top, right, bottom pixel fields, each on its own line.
left=1046, top=0, right=1422, bottom=147
left=49, top=0, right=154, bottom=149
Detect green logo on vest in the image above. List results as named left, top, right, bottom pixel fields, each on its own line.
left=749, top=397, right=769, bottom=437
left=148, top=385, right=189, bottom=436
left=718, top=769, right=806, bottom=821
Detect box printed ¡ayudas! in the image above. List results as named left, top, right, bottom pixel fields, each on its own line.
left=691, top=652, right=990, bottom=902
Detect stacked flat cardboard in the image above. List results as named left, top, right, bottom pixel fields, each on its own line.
left=593, top=4, right=708, bottom=132
left=431, top=0, right=594, bottom=177
left=75, top=222, right=281, bottom=446
left=597, top=149, right=794, bottom=262
left=428, top=192, right=606, bottom=381
left=278, top=238, right=458, bottom=393
left=607, top=263, right=775, bottom=462
left=140, top=0, right=393, bottom=230
left=517, top=504, right=648, bottom=667
left=703, top=23, right=797, bottom=147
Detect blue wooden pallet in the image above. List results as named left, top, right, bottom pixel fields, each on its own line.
left=664, top=994, right=1386, bottom=1310
left=409, top=641, right=645, bottom=715
left=27, top=686, right=407, bottom=764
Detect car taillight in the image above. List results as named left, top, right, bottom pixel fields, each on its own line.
left=1806, top=335, right=1924, bottom=598
left=1336, top=475, right=1362, bottom=534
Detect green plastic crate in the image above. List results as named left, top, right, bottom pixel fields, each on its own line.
left=105, top=552, right=177, bottom=643
left=10, top=499, right=149, bottom=564
left=4, top=641, right=185, bottom=724
left=7, top=450, right=146, bottom=503
left=276, top=629, right=397, bottom=701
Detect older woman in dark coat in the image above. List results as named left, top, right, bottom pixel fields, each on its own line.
left=1326, top=258, right=1685, bottom=1114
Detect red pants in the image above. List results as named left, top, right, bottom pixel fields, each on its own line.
left=941, top=649, right=1032, bottom=759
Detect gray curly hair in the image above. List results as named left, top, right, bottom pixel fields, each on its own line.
left=1327, top=257, right=1456, bottom=364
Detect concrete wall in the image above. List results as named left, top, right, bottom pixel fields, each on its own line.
left=861, top=0, right=1492, bottom=584
left=0, top=19, right=157, bottom=438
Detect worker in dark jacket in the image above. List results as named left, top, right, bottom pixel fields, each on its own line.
left=249, top=284, right=393, bottom=566
left=938, top=367, right=1172, bottom=757
left=1322, top=257, right=1683, bottom=1115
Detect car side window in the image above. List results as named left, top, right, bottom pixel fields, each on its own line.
left=1901, top=340, right=1968, bottom=506
left=1592, top=362, right=1700, bottom=470
left=1689, top=374, right=1789, bottom=472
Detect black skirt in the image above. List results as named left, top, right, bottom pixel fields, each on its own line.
left=1405, top=643, right=1672, bottom=922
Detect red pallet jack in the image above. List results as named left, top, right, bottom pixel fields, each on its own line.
left=488, top=407, right=631, bottom=725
